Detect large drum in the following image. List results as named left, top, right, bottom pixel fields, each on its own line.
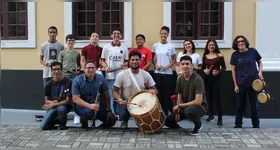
left=127, top=90, right=166, bottom=134
left=252, top=79, right=267, bottom=92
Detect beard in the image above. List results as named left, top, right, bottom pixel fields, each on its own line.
left=131, top=65, right=139, bottom=70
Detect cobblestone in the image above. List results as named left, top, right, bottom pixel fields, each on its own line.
left=2, top=124, right=280, bottom=148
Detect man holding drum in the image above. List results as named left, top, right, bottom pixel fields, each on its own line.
left=165, top=55, right=208, bottom=136
left=113, top=51, right=158, bottom=129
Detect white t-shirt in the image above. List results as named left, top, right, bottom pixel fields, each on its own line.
left=40, top=41, right=64, bottom=78
left=176, top=52, right=202, bottom=68
left=152, top=42, right=176, bottom=75
left=101, top=43, right=128, bottom=80
left=114, top=69, right=156, bottom=100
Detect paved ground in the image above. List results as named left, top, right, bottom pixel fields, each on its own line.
left=1, top=109, right=280, bottom=148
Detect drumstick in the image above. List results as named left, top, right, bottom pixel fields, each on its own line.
left=114, top=100, right=142, bottom=107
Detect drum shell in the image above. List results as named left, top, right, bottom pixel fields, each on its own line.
left=257, top=92, right=271, bottom=103
left=252, top=79, right=266, bottom=92
left=127, top=90, right=166, bottom=134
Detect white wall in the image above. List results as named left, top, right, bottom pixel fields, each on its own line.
left=256, top=0, right=280, bottom=71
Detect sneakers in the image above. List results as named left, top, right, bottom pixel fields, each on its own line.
left=120, top=121, right=128, bottom=129
left=206, top=115, right=214, bottom=122
left=74, top=115, right=81, bottom=125
left=190, top=125, right=203, bottom=136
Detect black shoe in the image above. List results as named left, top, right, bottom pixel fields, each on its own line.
left=206, top=115, right=214, bottom=122
left=253, top=125, right=260, bottom=128
left=58, top=125, right=68, bottom=130
left=190, top=125, right=202, bottom=136
left=217, top=118, right=223, bottom=126
left=234, top=125, right=242, bottom=128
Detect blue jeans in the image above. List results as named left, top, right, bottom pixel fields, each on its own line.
left=74, top=105, right=116, bottom=127
left=235, top=86, right=260, bottom=127
left=43, top=77, right=52, bottom=87
left=40, top=105, right=72, bottom=130
left=106, top=79, right=119, bottom=115
left=118, top=104, right=130, bottom=122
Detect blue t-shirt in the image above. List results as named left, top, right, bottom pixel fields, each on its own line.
left=72, top=73, right=109, bottom=103
left=230, top=48, right=262, bottom=87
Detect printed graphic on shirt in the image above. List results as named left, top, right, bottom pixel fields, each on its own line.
left=49, top=48, right=58, bottom=60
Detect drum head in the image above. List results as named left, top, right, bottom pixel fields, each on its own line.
left=128, top=91, right=157, bottom=116
left=252, top=79, right=265, bottom=92
left=258, top=92, right=268, bottom=103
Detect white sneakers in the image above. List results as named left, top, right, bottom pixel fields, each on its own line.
left=74, top=115, right=81, bottom=125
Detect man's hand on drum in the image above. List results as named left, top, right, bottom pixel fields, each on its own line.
left=118, top=99, right=127, bottom=106
left=89, top=103, right=100, bottom=111
left=148, top=89, right=157, bottom=95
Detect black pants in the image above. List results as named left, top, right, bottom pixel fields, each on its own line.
left=205, top=74, right=222, bottom=117
left=165, top=106, right=206, bottom=127
left=154, top=73, right=174, bottom=116
left=235, top=86, right=260, bottom=127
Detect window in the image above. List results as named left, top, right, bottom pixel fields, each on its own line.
left=164, top=2, right=232, bottom=48
left=172, top=2, right=224, bottom=40
left=72, top=2, right=124, bottom=40
left=1, top=2, right=28, bottom=40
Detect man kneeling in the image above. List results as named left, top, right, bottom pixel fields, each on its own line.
left=165, top=56, right=208, bottom=136
left=40, top=62, right=72, bottom=130
left=72, top=60, right=116, bottom=129
left=113, top=51, right=158, bottom=129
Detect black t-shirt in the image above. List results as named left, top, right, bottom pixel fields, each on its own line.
left=45, top=77, right=72, bottom=102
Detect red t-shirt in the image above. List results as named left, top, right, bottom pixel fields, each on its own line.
left=81, top=44, right=103, bottom=68
left=129, top=47, right=152, bottom=69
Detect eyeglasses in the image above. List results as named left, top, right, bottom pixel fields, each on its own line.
left=85, top=67, right=96, bottom=70
left=52, top=68, right=61, bottom=71
left=237, top=40, right=244, bottom=43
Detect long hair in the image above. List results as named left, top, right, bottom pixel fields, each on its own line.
left=203, top=39, right=221, bottom=60
left=183, top=40, right=196, bottom=54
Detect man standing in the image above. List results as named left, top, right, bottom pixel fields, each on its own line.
left=129, top=34, right=152, bottom=71
left=58, top=34, right=81, bottom=79
left=58, top=34, right=81, bottom=125
left=40, top=26, right=65, bottom=87
left=101, top=29, right=128, bottom=116
left=81, top=32, right=103, bottom=71
left=165, top=56, right=208, bottom=136
left=40, top=62, right=72, bottom=130
left=72, top=60, right=116, bottom=129
left=113, top=51, right=158, bottom=129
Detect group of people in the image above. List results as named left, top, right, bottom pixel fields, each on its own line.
left=38, top=25, right=264, bottom=136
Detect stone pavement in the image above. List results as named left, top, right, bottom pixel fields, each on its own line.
left=2, top=124, right=280, bottom=148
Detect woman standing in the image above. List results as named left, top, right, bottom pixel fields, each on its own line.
left=152, top=26, right=176, bottom=116
left=202, top=39, right=226, bottom=126
left=230, top=35, right=263, bottom=128
left=175, top=40, right=203, bottom=75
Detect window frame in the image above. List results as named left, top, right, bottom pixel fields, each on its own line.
left=164, top=2, right=232, bottom=48
left=1, top=2, right=36, bottom=48
left=64, top=2, right=132, bottom=48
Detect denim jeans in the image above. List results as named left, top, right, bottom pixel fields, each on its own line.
left=235, top=86, right=260, bottom=127
left=40, top=105, right=72, bottom=130
left=106, top=79, right=120, bottom=115
left=165, top=106, right=206, bottom=128
left=153, top=73, right=174, bottom=116
left=74, top=104, right=116, bottom=127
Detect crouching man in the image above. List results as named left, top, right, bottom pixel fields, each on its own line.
left=40, top=61, right=72, bottom=130
left=72, top=60, right=116, bottom=129
left=165, top=56, right=208, bottom=136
